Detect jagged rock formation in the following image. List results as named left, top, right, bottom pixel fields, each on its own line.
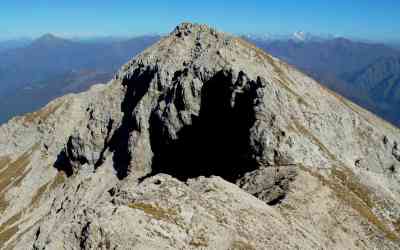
left=1, top=23, right=400, bottom=249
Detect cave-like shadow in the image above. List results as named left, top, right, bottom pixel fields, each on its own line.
left=150, top=71, right=259, bottom=182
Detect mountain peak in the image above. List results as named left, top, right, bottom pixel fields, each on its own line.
left=292, top=31, right=307, bottom=41
left=2, top=23, right=400, bottom=249
left=36, top=33, right=63, bottom=42
left=171, top=22, right=218, bottom=36
left=117, top=22, right=262, bottom=81
left=31, top=33, right=72, bottom=47
left=39, top=33, right=58, bottom=39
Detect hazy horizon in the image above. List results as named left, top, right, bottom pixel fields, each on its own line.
left=1, top=1, right=399, bottom=43
left=0, top=30, right=398, bottom=46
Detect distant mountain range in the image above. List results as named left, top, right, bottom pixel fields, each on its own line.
left=0, top=38, right=32, bottom=52
left=246, top=37, right=400, bottom=126
left=343, top=56, right=400, bottom=123
left=0, top=34, right=161, bottom=124
left=393, top=44, right=400, bottom=50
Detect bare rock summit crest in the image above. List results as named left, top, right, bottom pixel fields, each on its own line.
left=1, top=23, right=400, bottom=249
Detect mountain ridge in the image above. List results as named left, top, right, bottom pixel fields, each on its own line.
left=248, top=36, right=400, bottom=127
left=1, top=23, right=400, bottom=249
left=2, top=31, right=400, bottom=129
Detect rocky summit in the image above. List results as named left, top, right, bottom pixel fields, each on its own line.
left=1, top=23, right=400, bottom=249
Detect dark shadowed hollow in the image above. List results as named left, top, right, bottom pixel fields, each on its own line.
left=55, top=70, right=261, bottom=183
left=150, top=71, right=259, bottom=182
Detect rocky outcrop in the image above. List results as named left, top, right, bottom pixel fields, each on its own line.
left=237, top=166, right=297, bottom=205
left=1, top=23, right=400, bottom=249
left=62, top=25, right=297, bottom=189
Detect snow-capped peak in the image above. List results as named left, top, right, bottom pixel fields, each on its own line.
left=292, top=31, right=307, bottom=41
left=241, top=31, right=336, bottom=43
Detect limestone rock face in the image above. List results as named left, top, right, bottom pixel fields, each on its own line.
left=1, top=23, right=400, bottom=249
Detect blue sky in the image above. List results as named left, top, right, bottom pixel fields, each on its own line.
left=1, top=0, right=399, bottom=41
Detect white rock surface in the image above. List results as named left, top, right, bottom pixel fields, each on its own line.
left=0, top=23, right=400, bottom=249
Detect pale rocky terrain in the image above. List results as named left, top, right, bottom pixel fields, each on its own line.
left=1, top=23, right=400, bottom=249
